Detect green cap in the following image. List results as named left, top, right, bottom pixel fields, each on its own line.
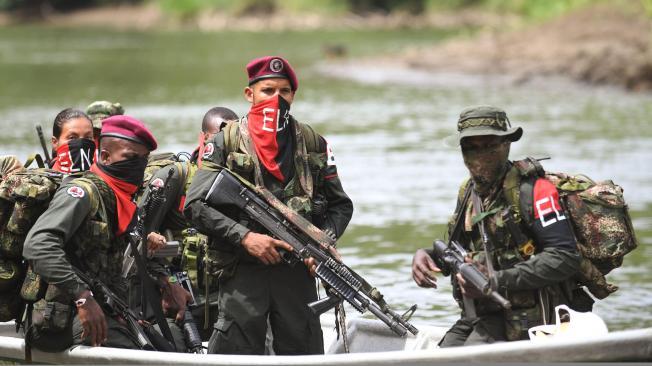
left=85, top=101, right=124, bottom=129
left=455, top=105, right=522, bottom=144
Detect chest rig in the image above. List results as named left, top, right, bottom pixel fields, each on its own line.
left=222, top=118, right=328, bottom=219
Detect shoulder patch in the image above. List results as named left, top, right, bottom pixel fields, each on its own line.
left=326, top=142, right=336, bottom=166
left=150, top=177, right=165, bottom=188
left=203, top=142, right=215, bottom=159
left=533, top=178, right=566, bottom=226
left=66, top=186, right=85, bottom=198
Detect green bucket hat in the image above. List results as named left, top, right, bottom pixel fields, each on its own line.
left=454, top=105, right=522, bottom=145
left=85, top=101, right=124, bottom=129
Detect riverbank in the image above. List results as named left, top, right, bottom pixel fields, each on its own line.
left=1, top=2, right=650, bottom=92
left=0, top=3, right=510, bottom=32
left=373, top=3, right=652, bottom=92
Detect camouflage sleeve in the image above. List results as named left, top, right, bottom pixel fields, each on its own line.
left=495, top=178, right=581, bottom=291
left=183, top=132, right=250, bottom=248
left=315, top=135, right=353, bottom=239
left=22, top=182, right=92, bottom=299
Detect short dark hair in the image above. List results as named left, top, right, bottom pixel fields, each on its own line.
left=52, top=108, right=92, bottom=138
left=201, top=107, right=239, bottom=132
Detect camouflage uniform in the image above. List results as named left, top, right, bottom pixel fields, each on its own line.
left=85, top=101, right=124, bottom=130
left=22, top=170, right=180, bottom=351
left=184, top=117, right=353, bottom=355
left=433, top=106, right=583, bottom=347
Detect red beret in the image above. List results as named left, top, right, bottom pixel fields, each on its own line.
left=246, top=56, right=298, bottom=92
left=100, top=115, right=157, bottom=151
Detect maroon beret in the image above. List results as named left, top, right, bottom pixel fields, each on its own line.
left=100, top=115, right=157, bottom=151
left=246, top=56, right=298, bottom=92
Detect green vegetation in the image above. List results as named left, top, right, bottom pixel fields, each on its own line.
left=1, top=0, right=627, bottom=20
left=427, top=0, right=605, bottom=20
left=153, top=0, right=611, bottom=18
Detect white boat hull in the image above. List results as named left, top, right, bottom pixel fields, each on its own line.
left=1, top=318, right=651, bottom=363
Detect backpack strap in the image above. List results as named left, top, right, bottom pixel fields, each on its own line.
left=503, top=157, right=546, bottom=228
left=298, top=122, right=320, bottom=153
left=449, top=179, right=473, bottom=243
left=223, top=120, right=241, bottom=155
left=502, top=158, right=546, bottom=256
left=223, top=120, right=322, bottom=155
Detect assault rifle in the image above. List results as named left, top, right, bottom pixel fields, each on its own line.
left=125, top=168, right=177, bottom=350
left=205, top=169, right=419, bottom=337
left=172, top=271, right=203, bottom=353
left=431, top=239, right=511, bottom=313
left=72, top=266, right=155, bottom=350
left=35, top=124, right=52, bottom=168
left=122, top=168, right=177, bottom=278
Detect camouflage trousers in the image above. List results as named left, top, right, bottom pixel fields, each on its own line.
left=207, top=262, right=323, bottom=355
left=438, top=314, right=507, bottom=347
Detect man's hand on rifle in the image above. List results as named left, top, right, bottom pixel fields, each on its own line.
left=159, top=276, right=193, bottom=323
left=303, top=257, right=317, bottom=276
left=147, top=232, right=167, bottom=255
left=456, top=256, right=488, bottom=299
left=75, top=290, right=107, bottom=347
left=241, top=231, right=293, bottom=265
left=412, top=249, right=440, bottom=288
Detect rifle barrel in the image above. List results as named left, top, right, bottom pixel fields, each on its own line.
left=35, top=124, right=52, bottom=167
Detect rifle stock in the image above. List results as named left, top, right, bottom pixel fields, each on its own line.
left=205, top=169, right=419, bottom=337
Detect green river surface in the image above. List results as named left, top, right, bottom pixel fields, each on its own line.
left=1, top=26, right=651, bottom=332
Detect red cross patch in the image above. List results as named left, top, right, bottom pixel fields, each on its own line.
left=66, top=186, right=85, bottom=198
left=203, top=142, right=215, bottom=159
left=150, top=177, right=165, bottom=188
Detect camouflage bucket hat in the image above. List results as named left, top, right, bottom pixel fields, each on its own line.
left=85, top=101, right=124, bottom=129
left=452, top=105, right=522, bottom=145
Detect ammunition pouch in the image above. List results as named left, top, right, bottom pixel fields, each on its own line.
left=226, top=152, right=254, bottom=180
left=204, top=248, right=238, bottom=283
left=181, top=229, right=203, bottom=288
left=26, top=299, right=74, bottom=352
left=503, top=305, right=542, bottom=341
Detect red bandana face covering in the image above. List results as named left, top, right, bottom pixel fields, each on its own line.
left=247, top=95, right=295, bottom=182
left=51, top=138, right=96, bottom=174
left=90, top=163, right=138, bottom=236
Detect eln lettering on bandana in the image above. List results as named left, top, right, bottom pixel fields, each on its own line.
left=247, top=95, right=295, bottom=182
left=51, top=138, right=96, bottom=174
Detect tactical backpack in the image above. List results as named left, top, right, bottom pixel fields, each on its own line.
left=504, top=157, right=638, bottom=300
left=0, top=156, right=64, bottom=321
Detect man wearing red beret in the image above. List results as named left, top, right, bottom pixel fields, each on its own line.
left=23, top=115, right=190, bottom=352
left=185, top=56, right=354, bottom=355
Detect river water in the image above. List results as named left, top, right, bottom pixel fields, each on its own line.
left=1, top=26, right=650, bottom=331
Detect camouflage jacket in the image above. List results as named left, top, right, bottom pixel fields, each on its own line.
left=22, top=171, right=129, bottom=302
left=184, top=116, right=353, bottom=259
left=447, top=162, right=581, bottom=316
